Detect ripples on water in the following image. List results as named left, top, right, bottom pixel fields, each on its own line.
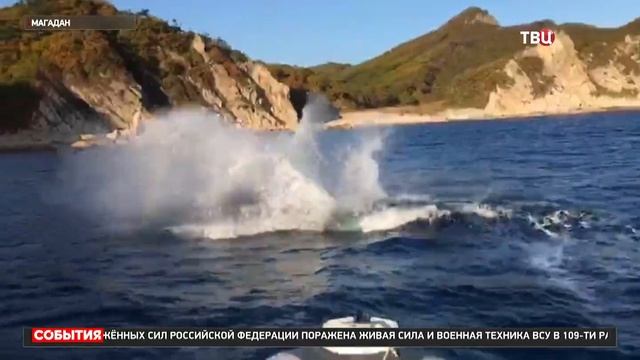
left=1, top=111, right=640, bottom=359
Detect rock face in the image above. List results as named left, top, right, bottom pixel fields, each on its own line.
left=0, top=0, right=299, bottom=149
left=187, top=35, right=298, bottom=129
left=0, top=69, right=147, bottom=150
left=459, top=7, right=499, bottom=26
left=244, top=62, right=299, bottom=129
left=588, top=35, right=640, bottom=94
left=485, top=32, right=640, bottom=117
left=0, top=71, right=114, bottom=150
left=34, top=72, right=111, bottom=140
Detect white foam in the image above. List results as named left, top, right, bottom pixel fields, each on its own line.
left=459, top=203, right=512, bottom=219
left=393, top=193, right=433, bottom=203
left=527, top=209, right=593, bottom=239
left=359, top=205, right=449, bottom=233
left=528, top=214, right=561, bottom=238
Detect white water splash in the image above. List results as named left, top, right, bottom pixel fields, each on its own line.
left=60, top=97, right=396, bottom=239
left=359, top=205, right=449, bottom=233
left=527, top=209, right=592, bottom=239
left=528, top=214, right=562, bottom=239
left=458, top=203, right=512, bottom=219
left=60, top=97, right=525, bottom=239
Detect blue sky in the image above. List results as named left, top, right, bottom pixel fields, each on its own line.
left=4, top=0, right=639, bottom=66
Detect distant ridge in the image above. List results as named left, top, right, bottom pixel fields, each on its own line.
left=269, top=7, right=640, bottom=115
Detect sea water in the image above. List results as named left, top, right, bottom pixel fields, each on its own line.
left=1, top=108, right=639, bottom=359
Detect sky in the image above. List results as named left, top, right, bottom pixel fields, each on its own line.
left=3, top=0, right=639, bottom=66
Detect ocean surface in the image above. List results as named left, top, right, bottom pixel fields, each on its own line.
left=1, top=110, right=639, bottom=360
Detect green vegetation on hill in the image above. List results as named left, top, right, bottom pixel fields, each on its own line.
left=562, top=19, right=640, bottom=74
left=269, top=9, right=640, bottom=111
left=0, top=0, right=252, bottom=132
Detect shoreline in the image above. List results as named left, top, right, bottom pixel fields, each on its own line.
left=325, top=105, right=640, bottom=129
left=2, top=106, right=640, bottom=152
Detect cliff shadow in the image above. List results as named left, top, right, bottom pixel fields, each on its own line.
left=105, top=33, right=171, bottom=111
left=0, top=82, right=40, bottom=133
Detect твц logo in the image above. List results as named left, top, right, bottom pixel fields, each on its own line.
left=520, top=28, right=555, bottom=46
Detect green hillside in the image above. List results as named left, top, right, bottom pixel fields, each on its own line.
left=269, top=7, right=640, bottom=111
left=0, top=0, right=250, bottom=132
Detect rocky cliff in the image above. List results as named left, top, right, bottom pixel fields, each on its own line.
left=0, top=0, right=298, bottom=150
left=485, top=32, right=640, bottom=117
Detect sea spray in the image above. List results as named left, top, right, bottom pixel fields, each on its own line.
left=55, top=104, right=510, bottom=238
left=334, top=133, right=386, bottom=214
left=58, top=99, right=388, bottom=238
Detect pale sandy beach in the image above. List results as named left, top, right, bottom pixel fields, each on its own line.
left=326, top=105, right=640, bottom=129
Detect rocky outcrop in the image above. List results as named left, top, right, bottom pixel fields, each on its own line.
left=66, top=74, right=147, bottom=135
left=587, top=35, right=640, bottom=94
left=484, top=31, right=640, bottom=117
left=465, top=10, right=499, bottom=26
left=187, top=35, right=298, bottom=130
left=243, top=62, right=299, bottom=129
left=0, top=1, right=300, bottom=150
left=0, top=70, right=148, bottom=150
left=33, top=72, right=110, bottom=139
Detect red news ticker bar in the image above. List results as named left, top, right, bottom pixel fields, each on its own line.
left=31, top=327, right=104, bottom=344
